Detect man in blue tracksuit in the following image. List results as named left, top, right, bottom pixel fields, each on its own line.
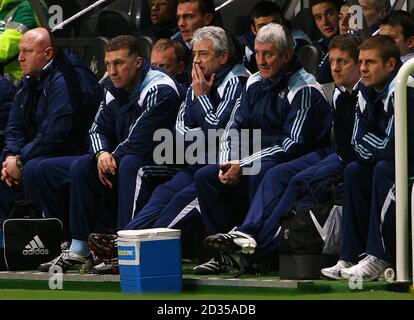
left=172, top=0, right=215, bottom=64
left=192, top=23, right=332, bottom=274
left=324, top=35, right=414, bottom=281
left=38, top=35, right=182, bottom=272
left=0, top=28, right=102, bottom=219
left=201, top=34, right=362, bottom=275
left=310, top=0, right=341, bottom=84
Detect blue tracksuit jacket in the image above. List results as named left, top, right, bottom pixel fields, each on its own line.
left=332, top=84, right=358, bottom=164
left=352, top=69, right=414, bottom=168
left=176, top=63, right=250, bottom=135
left=2, top=50, right=103, bottom=163
left=220, top=58, right=332, bottom=167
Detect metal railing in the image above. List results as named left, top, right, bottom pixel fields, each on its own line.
left=394, top=57, right=414, bottom=284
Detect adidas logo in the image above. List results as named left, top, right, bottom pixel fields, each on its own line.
left=22, top=235, right=49, bottom=256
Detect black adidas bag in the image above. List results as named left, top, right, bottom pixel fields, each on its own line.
left=0, top=201, right=62, bottom=271
left=278, top=176, right=343, bottom=255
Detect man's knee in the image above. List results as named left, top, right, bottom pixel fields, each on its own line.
left=22, top=158, right=44, bottom=183
left=71, top=154, right=94, bottom=177
left=344, top=161, right=365, bottom=180
left=193, top=165, right=219, bottom=187
left=373, top=160, right=394, bottom=178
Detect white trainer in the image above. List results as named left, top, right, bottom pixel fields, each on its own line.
left=231, top=231, right=257, bottom=254
left=341, top=255, right=391, bottom=281
left=321, top=260, right=354, bottom=280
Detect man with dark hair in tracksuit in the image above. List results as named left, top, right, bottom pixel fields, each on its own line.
left=38, top=35, right=182, bottom=272
left=326, top=35, right=414, bottom=281
left=0, top=28, right=102, bottom=219
left=310, top=0, right=341, bottom=84
left=192, top=23, right=332, bottom=274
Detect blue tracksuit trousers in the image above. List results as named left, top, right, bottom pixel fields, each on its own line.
left=69, top=154, right=153, bottom=241
left=341, top=160, right=396, bottom=264
left=245, top=152, right=344, bottom=263
left=193, top=160, right=282, bottom=235
left=28, top=156, right=79, bottom=241
left=124, top=166, right=201, bottom=233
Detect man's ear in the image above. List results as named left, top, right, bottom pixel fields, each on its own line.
left=251, top=23, right=257, bottom=35
left=406, top=36, right=414, bottom=51
left=283, top=49, right=294, bottom=63
left=177, top=60, right=186, bottom=75
left=45, top=47, right=54, bottom=60
left=385, top=57, right=397, bottom=72
left=135, top=56, right=143, bottom=70
left=219, top=51, right=229, bottom=65
left=204, top=13, right=213, bottom=25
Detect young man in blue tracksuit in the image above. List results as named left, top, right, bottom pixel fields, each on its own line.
left=201, top=34, right=362, bottom=275
left=36, top=35, right=182, bottom=272
left=192, top=23, right=332, bottom=274
left=87, top=26, right=250, bottom=274
left=0, top=28, right=102, bottom=219
left=172, top=0, right=215, bottom=64
left=325, top=35, right=414, bottom=281
left=310, top=0, right=341, bottom=84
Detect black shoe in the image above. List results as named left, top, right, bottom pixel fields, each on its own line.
left=216, top=252, right=269, bottom=277
left=193, top=257, right=225, bottom=275
left=204, top=231, right=257, bottom=254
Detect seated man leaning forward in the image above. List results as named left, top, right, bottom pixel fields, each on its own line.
left=0, top=27, right=102, bottom=219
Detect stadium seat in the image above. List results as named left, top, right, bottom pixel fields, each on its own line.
left=137, top=36, right=154, bottom=62
left=322, top=82, right=336, bottom=104
left=297, top=44, right=322, bottom=78
left=292, top=8, right=322, bottom=42
left=55, top=37, right=109, bottom=80
left=77, top=0, right=152, bottom=38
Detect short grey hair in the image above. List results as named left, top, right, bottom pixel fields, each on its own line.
left=255, top=23, right=294, bottom=53
left=191, top=26, right=232, bottom=56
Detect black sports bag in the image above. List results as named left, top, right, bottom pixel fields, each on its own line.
left=0, top=201, right=62, bottom=271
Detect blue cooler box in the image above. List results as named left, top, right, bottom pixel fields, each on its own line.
left=117, top=228, right=182, bottom=294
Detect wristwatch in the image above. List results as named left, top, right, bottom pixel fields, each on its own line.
left=16, top=156, right=23, bottom=171
left=95, top=150, right=106, bottom=161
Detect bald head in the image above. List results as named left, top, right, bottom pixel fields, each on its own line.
left=18, top=28, right=56, bottom=78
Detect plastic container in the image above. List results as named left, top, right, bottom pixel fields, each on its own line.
left=117, top=228, right=182, bottom=293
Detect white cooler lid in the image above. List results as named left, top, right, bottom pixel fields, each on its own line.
left=117, top=228, right=181, bottom=240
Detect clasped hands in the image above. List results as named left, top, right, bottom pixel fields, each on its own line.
left=96, top=151, right=117, bottom=189
left=1, top=155, right=22, bottom=187
left=218, top=160, right=242, bottom=186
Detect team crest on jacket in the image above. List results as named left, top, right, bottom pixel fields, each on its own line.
left=278, top=89, right=288, bottom=99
